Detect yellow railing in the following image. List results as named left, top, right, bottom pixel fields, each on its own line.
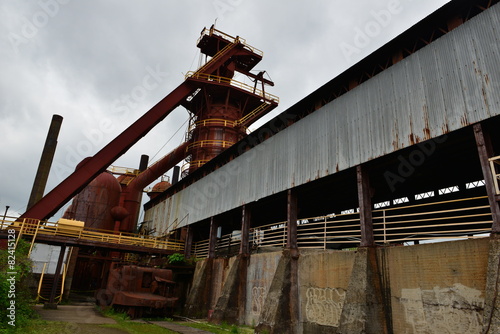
left=185, top=72, right=279, bottom=104
left=181, top=159, right=211, bottom=174
left=189, top=118, right=239, bottom=132
left=489, top=155, right=500, bottom=195
left=5, top=219, right=184, bottom=252
left=107, top=165, right=140, bottom=176
left=193, top=42, right=236, bottom=77
left=36, top=262, right=47, bottom=303
left=236, top=102, right=272, bottom=126
left=187, top=139, right=235, bottom=151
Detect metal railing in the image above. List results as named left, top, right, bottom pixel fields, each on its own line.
left=106, top=165, right=140, bottom=176
left=373, top=196, right=491, bottom=243
left=490, top=155, right=500, bottom=195
left=191, top=195, right=492, bottom=258
left=1, top=218, right=184, bottom=252
left=197, top=27, right=264, bottom=57
left=187, top=139, right=236, bottom=151
left=192, top=42, right=236, bottom=77
left=185, top=72, right=279, bottom=104
left=35, top=262, right=67, bottom=304
left=236, top=102, right=273, bottom=126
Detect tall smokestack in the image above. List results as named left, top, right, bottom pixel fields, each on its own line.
left=172, top=165, right=180, bottom=185
left=27, top=114, right=63, bottom=210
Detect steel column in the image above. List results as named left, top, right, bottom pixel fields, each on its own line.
left=240, top=205, right=251, bottom=255
left=184, top=226, right=193, bottom=258
left=287, top=189, right=298, bottom=249
left=48, top=244, right=66, bottom=306
left=357, top=165, right=375, bottom=247
left=208, top=217, right=219, bottom=259
left=473, top=123, right=500, bottom=232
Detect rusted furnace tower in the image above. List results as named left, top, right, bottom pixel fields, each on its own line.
left=182, top=27, right=279, bottom=175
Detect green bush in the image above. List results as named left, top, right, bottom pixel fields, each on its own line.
left=0, top=239, right=36, bottom=332
left=167, top=253, right=185, bottom=265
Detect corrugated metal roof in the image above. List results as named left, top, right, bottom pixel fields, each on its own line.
left=145, top=3, right=500, bottom=232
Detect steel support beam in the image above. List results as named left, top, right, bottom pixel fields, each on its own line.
left=357, top=165, right=374, bottom=247
left=287, top=189, right=298, bottom=249
left=240, top=205, right=251, bottom=256
left=47, top=244, right=66, bottom=307
left=208, top=217, right=219, bottom=259
left=473, top=123, right=500, bottom=232
left=184, top=226, right=193, bottom=258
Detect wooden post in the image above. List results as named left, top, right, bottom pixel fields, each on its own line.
left=240, top=205, right=251, bottom=255
left=287, top=189, right=298, bottom=249
left=357, top=165, right=374, bottom=247
left=208, top=217, right=219, bottom=259
left=473, top=123, right=500, bottom=232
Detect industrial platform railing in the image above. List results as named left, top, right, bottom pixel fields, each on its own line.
left=490, top=155, right=500, bottom=195
left=191, top=195, right=492, bottom=259
left=185, top=72, right=279, bottom=105
left=197, top=26, right=264, bottom=58
left=0, top=218, right=184, bottom=254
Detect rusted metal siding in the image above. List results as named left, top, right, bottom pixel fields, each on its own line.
left=144, top=4, right=500, bottom=232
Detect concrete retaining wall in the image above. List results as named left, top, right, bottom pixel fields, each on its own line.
left=245, top=252, right=282, bottom=326
left=384, top=239, right=489, bottom=333
left=185, top=237, right=492, bottom=333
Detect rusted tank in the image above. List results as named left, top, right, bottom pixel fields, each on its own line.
left=186, top=101, right=246, bottom=175
left=147, top=179, right=172, bottom=200
left=97, top=264, right=178, bottom=318
left=63, top=171, right=122, bottom=230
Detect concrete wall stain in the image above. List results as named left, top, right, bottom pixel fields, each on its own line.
left=305, top=287, right=346, bottom=327
left=400, top=283, right=484, bottom=333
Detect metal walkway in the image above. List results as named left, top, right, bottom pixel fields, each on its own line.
left=1, top=218, right=184, bottom=255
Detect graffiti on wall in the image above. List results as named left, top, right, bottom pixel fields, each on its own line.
left=252, top=286, right=266, bottom=315
left=400, top=283, right=484, bottom=333
left=305, top=287, right=346, bottom=327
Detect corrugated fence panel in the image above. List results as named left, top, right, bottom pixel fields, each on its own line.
left=147, top=4, right=500, bottom=230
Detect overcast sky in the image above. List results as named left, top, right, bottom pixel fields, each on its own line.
left=0, top=0, right=450, bottom=219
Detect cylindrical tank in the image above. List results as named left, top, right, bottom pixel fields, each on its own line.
left=63, top=171, right=122, bottom=231
left=186, top=100, right=246, bottom=174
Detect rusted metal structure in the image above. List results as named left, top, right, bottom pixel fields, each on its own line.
left=9, top=26, right=278, bottom=316
left=183, top=27, right=278, bottom=175
left=19, top=27, right=278, bottom=225
left=63, top=171, right=122, bottom=231
left=98, top=264, right=178, bottom=318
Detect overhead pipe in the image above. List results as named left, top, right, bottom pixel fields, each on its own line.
left=120, top=141, right=189, bottom=232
